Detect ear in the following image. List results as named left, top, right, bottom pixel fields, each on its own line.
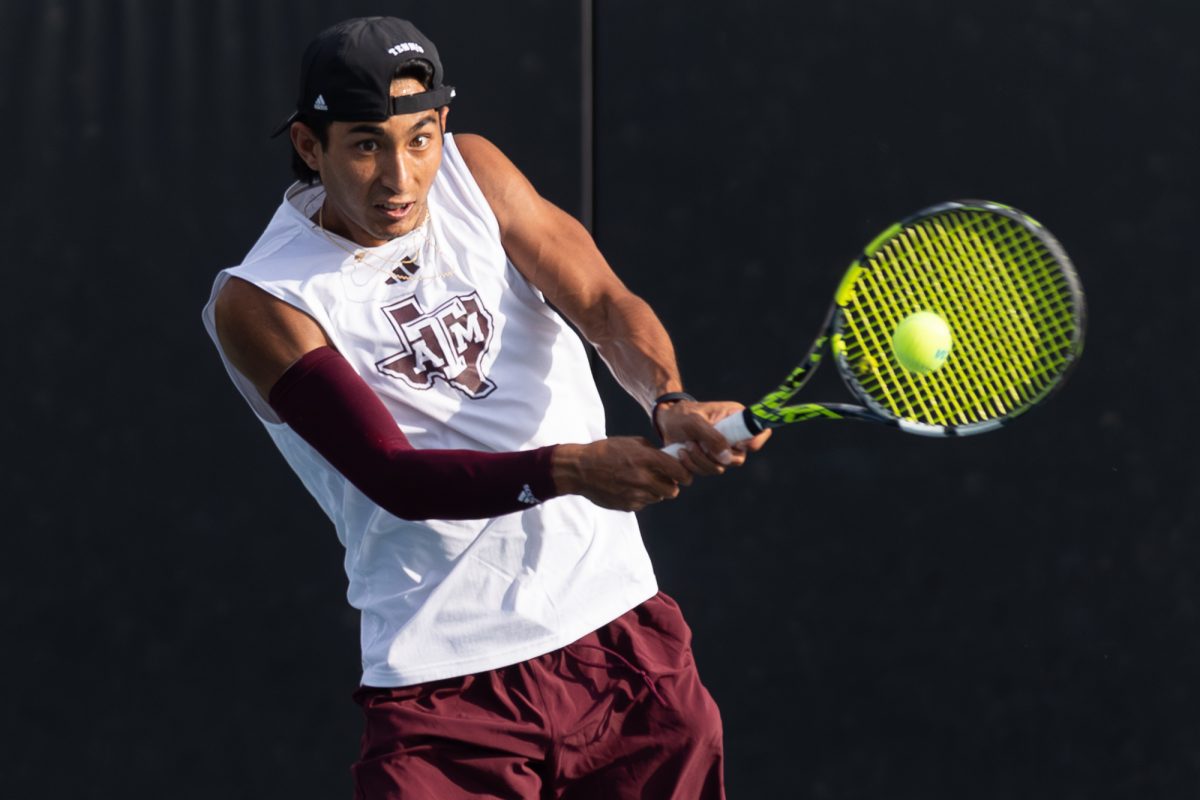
left=290, top=121, right=323, bottom=173
left=439, top=105, right=450, bottom=130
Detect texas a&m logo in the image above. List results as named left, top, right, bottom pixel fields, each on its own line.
left=375, top=292, right=496, bottom=398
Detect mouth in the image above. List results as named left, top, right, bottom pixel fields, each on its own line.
left=375, top=201, right=416, bottom=221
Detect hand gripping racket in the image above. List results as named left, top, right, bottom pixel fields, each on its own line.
left=665, top=200, right=1086, bottom=453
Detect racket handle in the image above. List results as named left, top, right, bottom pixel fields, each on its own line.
left=661, top=410, right=758, bottom=458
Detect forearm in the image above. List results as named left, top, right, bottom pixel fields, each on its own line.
left=451, top=135, right=684, bottom=415
left=451, top=134, right=768, bottom=479
left=586, top=291, right=684, bottom=415
left=269, top=347, right=560, bottom=520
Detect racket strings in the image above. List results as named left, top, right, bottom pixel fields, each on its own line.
left=951, top=214, right=1076, bottom=365
left=888, top=225, right=1009, bottom=417
left=898, top=219, right=1050, bottom=419
left=850, top=255, right=992, bottom=424
left=884, top=230, right=1002, bottom=419
left=851, top=227, right=1013, bottom=423
left=887, top=214, right=1068, bottom=418
left=843, top=286, right=937, bottom=419
left=838, top=209, right=1080, bottom=426
left=917, top=219, right=1041, bottom=411
left=947, top=213, right=1079, bottom=383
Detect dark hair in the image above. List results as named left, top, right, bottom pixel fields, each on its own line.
left=290, top=60, right=437, bottom=184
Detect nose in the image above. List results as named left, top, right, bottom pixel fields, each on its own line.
left=378, top=146, right=412, bottom=193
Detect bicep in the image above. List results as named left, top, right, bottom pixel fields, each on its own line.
left=213, top=276, right=333, bottom=400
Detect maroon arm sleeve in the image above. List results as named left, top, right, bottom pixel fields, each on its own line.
left=266, top=346, right=561, bottom=520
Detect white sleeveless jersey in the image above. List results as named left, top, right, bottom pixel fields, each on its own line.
left=201, top=133, right=657, bottom=687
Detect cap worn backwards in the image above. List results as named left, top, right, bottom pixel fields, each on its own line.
left=271, top=16, right=456, bottom=137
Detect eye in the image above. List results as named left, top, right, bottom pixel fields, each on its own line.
left=411, top=134, right=432, bottom=149
left=355, top=139, right=380, bottom=153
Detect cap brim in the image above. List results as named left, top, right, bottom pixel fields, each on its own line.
left=388, top=85, right=456, bottom=115
left=269, top=111, right=299, bottom=139
left=269, top=86, right=455, bottom=138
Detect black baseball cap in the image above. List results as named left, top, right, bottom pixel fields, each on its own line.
left=271, top=16, right=455, bottom=137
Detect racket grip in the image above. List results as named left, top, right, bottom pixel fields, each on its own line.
left=661, top=410, right=758, bottom=459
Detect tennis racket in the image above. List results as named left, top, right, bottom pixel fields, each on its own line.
left=666, top=200, right=1085, bottom=452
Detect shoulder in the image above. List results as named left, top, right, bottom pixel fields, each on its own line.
left=213, top=276, right=331, bottom=399
left=452, top=133, right=508, bottom=175
left=450, top=134, right=541, bottom=231
left=213, top=276, right=325, bottom=355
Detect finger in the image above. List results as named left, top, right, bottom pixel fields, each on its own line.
left=691, top=438, right=735, bottom=472
left=649, top=456, right=690, bottom=487
left=694, top=427, right=735, bottom=466
left=672, top=457, right=697, bottom=485
left=731, top=428, right=772, bottom=455
left=649, top=449, right=694, bottom=484
left=649, top=475, right=682, bottom=498
left=625, top=489, right=657, bottom=512
left=638, top=487, right=674, bottom=508
left=744, top=428, right=772, bottom=452
left=679, top=444, right=724, bottom=477
left=724, top=450, right=749, bottom=468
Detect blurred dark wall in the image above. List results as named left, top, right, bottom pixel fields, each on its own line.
left=594, top=4, right=1200, bottom=799
left=3, top=1, right=1198, bottom=798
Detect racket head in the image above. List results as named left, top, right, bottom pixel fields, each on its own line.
left=830, top=200, right=1086, bottom=436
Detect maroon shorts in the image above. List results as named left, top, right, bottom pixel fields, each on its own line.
left=351, top=592, right=725, bottom=799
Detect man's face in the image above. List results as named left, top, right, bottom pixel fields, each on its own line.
left=295, top=78, right=449, bottom=247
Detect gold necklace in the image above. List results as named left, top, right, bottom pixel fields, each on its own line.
left=317, top=204, right=446, bottom=283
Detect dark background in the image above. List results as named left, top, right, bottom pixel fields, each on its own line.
left=4, top=0, right=1198, bottom=797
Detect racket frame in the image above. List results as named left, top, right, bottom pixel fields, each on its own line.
left=735, top=200, right=1086, bottom=439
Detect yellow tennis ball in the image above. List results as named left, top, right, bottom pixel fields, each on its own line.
left=892, top=311, right=952, bottom=373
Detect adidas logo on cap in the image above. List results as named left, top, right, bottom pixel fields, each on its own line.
left=313, top=94, right=328, bottom=111
left=517, top=484, right=539, bottom=505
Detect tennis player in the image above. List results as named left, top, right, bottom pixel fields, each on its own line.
left=201, top=16, right=767, bottom=799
